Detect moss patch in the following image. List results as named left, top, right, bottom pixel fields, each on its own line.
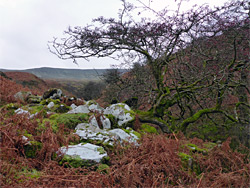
left=97, top=164, right=110, bottom=174
left=40, top=98, right=60, bottom=105
left=20, top=168, right=42, bottom=179
left=122, top=127, right=141, bottom=139
left=41, top=113, right=89, bottom=131
left=140, top=123, right=158, bottom=134
left=97, top=146, right=106, bottom=155
left=105, top=114, right=119, bottom=128
left=186, top=143, right=208, bottom=154
left=24, top=141, right=42, bottom=158
left=59, top=155, right=96, bottom=168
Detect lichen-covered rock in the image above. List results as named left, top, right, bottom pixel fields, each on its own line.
left=60, top=143, right=107, bottom=163
left=70, top=103, right=77, bottom=109
left=54, top=104, right=70, bottom=113
left=100, top=115, right=111, bottom=129
left=43, top=88, right=63, bottom=99
left=14, top=91, right=32, bottom=103
left=67, top=105, right=90, bottom=114
left=75, top=123, right=140, bottom=145
left=75, top=123, right=110, bottom=142
left=26, top=95, right=42, bottom=104
left=109, top=128, right=138, bottom=143
left=104, top=103, right=135, bottom=127
left=47, top=101, right=55, bottom=109
left=86, top=100, right=104, bottom=113
left=15, top=108, right=30, bottom=115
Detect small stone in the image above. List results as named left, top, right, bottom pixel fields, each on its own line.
left=47, top=101, right=55, bottom=109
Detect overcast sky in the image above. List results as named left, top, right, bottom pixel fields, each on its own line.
left=0, top=0, right=228, bottom=70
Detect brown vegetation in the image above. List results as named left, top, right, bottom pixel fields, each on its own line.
left=0, top=107, right=249, bottom=187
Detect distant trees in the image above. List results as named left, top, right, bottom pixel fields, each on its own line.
left=50, top=0, right=249, bottom=146
left=81, top=81, right=106, bottom=101
left=101, top=64, right=155, bottom=109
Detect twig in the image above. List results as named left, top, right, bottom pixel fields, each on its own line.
left=196, top=173, right=204, bottom=188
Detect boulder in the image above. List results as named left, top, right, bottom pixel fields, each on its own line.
left=15, top=108, right=30, bottom=115
left=15, top=108, right=38, bottom=119
left=47, top=101, right=55, bottom=109
left=26, top=95, right=42, bottom=104
left=104, top=103, right=135, bottom=127
left=70, top=103, right=77, bottom=109
left=86, top=101, right=104, bottom=113
left=60, top=143, right=107, bottom=163
left=75, top=123, right=140, bottom=145
left=109, top=128, right=139, bottom=144
left=100, top=115, right=111, bottom=129
left=54, top=104, right=70, bottom=113
left=67, top=105, right=90, bottom=114
left=75, top=123, right=110, bottom=142
left=43, top=88, right=63, bottom=99
left=14, top=91, right=32, bottom=103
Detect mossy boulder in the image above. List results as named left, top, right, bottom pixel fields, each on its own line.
left=4, top=103, right=20, bottom=110
left=26, top=95, right=42, bottom=104
left=140, top=123, right=158, bottom=134
left=103, top=103, right=135, bottom=128
left=14, top=91, right=32, bottom=103
left=59, top=143, right=108, bottom=168
left=42, top=113, right=89, bottom=131
left=178, top=152, right=201, bottom=175
left=186, top=143, right=208, bottom=154
left=59, top=155, right=96, bottom=168
left=122, top=127, right=141, bottom=139
left=40, top=98, right=61, bottom=106
left=52, top=104, right=70, bottom=113
left=43, top=88, right=63, bottom=99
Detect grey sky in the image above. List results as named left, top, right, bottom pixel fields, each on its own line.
left=0, top=0, right=228, bottom=70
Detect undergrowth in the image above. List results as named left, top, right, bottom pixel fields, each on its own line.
left=0, top=108, right=249, bottom=187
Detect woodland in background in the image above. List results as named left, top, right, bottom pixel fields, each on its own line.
left=50, top=0, right=250, bottom=147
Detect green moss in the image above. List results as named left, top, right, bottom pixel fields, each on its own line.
left=105, top=114, right=119, bottom=128
left=59, top=155, right=96, bottom=168
left=97, top=164, right=110, bottom=174
left=87, top=100, right=97, bottom=105
left=203, top=142, right=217, bottom=150
left=22, top=168, right=41, bottom=179
left=140, top=124, right=158, bottom=134
left=186, top=120, right=233, bottom=142
left=178, top=152, right=192, bottom=161
left=186, top=143, right=208, bottom=154
left=40, top=98, right=60, bottom=105
left=41, top=119, right=59, bottom=132
left=49, top=113, right=89, bottom=129
left=122, top=127, right=141, bottom=139
left=18, top=167, right=42, bottom=181
left=100, top=156, right=110, bottom=164
left=97, top=146, right=106, bottom=155
left=24, top=141, right=42, bottom=158
left=29, top=105, right=44, bottom=113
left=5, top=103, right=20, bottom=110
left=178, top=152, right=201, bottom=175
left=23, top=130, right=33, bottom=139
left=50, top=104, right=70, bottom=113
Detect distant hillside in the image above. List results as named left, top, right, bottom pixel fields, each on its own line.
left=4, top=72, right=49, bottom=94
left=0, top=67, right=126, bottom=81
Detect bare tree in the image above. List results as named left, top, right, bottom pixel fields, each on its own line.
left=49, top=0, right=249, bottom=145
